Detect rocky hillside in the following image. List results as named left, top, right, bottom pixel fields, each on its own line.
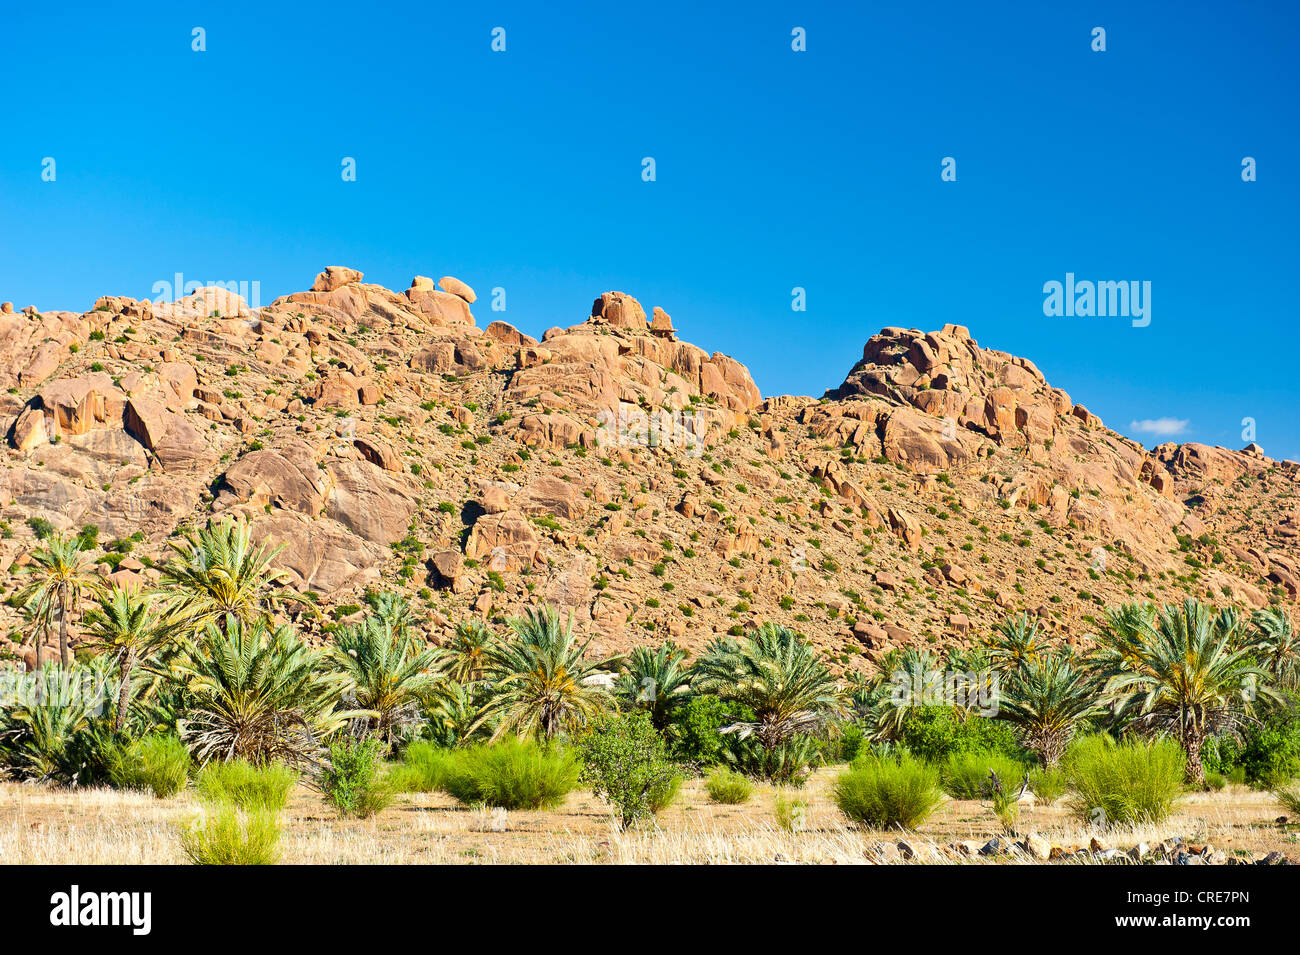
left=0, top=270, right=1295, bottom=670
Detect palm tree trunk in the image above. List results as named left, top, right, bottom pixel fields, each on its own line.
left=58, top=589, right=70, bottom=669
left=1183, top=725, right=1206, bottom=785
left=34, top=629, right=44, bottom=671
left=114, top=646, right=137, bottom=734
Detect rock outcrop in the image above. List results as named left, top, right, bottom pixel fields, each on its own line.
left=0, top=269, right=1292, bottom=668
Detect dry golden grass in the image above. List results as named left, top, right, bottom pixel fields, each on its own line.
left=1, top=767, right=1296, bottom=864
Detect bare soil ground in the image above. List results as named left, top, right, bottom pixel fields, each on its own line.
left=1, top=768, right=1296, bottom=864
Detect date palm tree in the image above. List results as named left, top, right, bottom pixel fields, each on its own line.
left=445, top=619, right=497, bottom=684
left=327, top=616, right=441, bottom=744
left=986, top=612, right=1042, bottom=674
left=615, top=641, right=692, bottom=728
left=366, top=589, right=415, bottom=635
left=423, top=679, right=488, bottom=747
left=80, top=585, right=178, bottom=733
left=996, top=650, right=1103, bottom=766
left=1251, top=607, right=1299, bottom=688
left=18, top=531, right=100, bottom=669
left=476, top=605, right=617, bottom=742
left=174, top=614, right=364, bottom=766
left=1096, top=599, right=1274, bottom=784
left=854, top=647, right=941, bottom=741
left=159, top=518, right=289, bottom=632
left=692, top=623, right=843, bottom=751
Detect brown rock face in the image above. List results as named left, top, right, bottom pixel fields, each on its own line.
left=465, top=509, right=541, bottom=572
left=496, top=292, right=761, bottom=452
left=0, top=265, right=1291, bottom=670
left=123, top=396, right=170, bottom=451
left=591, top=291, right=646, bottom=330
left=220, top=441, right=328, bottom=514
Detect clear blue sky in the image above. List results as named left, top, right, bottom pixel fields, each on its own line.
left=2, top=1, right=1297, bottom=460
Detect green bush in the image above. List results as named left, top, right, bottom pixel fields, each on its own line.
left=668, top=694, right=754, bottom=766
left=1205, top=703, right=1300, bottom=788
left=827, top=723, right=865, bottom=764
left=106, top=735, right=191, bottom=798
left=443, top=739, right=579, bottom=810
left=648, top=773, right=683, bottom=814
left=939, top=750, right=1027, bottom=799
left=195, top=759, right=297, bottom=811
left=1065, top=736, right=1185, bottom=826
left=180, top=805, right=281, bottom=865
left=705, top=768, right=754, bottom=804
left=388, top=741, right=456, bottom=793
left=894, top=706, right=1023, bottom=762
left=318, top=737, right=395, bottom=819
left=774, top=793, right=809, bottom=832
left=1027, top=766, right=1069, bottom=805
left=576, top=711, right=682, bottom=828
left=1233, top=723, right=1300, bottom=789
left=834, top=753, right=945, bottom=829
left=1273, top=784, right=1300, bottom=817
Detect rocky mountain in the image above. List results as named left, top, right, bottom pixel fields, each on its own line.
left=0, top=270, right=1295, bottom=670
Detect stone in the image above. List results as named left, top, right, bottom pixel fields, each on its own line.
left=465, top=509, right=541, bottom=572
left=650, top=306, right=676, bottom=338
left=222, top=442, right=327, bottom=514
left=438, top=275, right=477, bottom=303
left=353, top=436, right=401, bottom=472
left=1024, top=833, right=1051, bottom=860
left=590, top=291, right=646, bottom=329
left=326, top=460, right=419, bottom=544
left=311, top=266, right=364, bottom=292
left=431, top=550, right=469, bottom=593
left=123, top=396, right=170, bottom=451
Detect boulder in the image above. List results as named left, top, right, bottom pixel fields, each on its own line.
left=591, top=291, right=646, bottom=330
left=326, top=460, right=419, bottom=544
left=438, top=276, right=477, bottom=303
left=431, top=550, right=469, bottom=592
left=353, top=436, right=401, bottom=472
left=311, top=266, right=364, bottom=292
left=465, top=509, right=541, bottom=572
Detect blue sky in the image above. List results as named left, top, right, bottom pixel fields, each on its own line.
left=2, top=0, right=1297, bottom=460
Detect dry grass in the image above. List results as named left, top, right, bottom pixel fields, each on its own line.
left=1, top=767, right=1296, bottom=864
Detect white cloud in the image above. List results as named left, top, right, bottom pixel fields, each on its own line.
left=1129, top=417, right=1190, bottom=437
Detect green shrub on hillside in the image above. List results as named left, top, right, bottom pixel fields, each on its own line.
left=667, top=695, right=753, bottom=767
left=894, top=706, right=1023, bottom=762
left=318, top=737, right=395, bottom=819
left=774, top=793, right=809, bottom=832
left=705, top=768, right=754, bottom=804
left=388, top=741, right=457, bottom=793
left=725, top=734, right=821, bottom=787
left=576, top=711, right=682, bottom=829
left=1027, top=766, right=1069, bottom=805
left=1209, top=709, right=1300, bottom=789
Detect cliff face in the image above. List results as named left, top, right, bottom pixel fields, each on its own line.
left=0, top=272, right=1295, bottom=669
